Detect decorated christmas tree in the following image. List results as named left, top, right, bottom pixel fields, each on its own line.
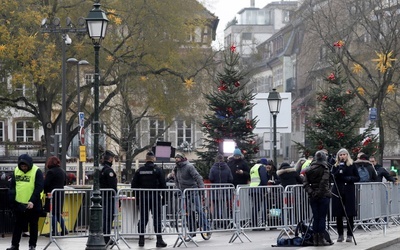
left=195, top=45, right=259, bottom=176
left=295, top=64, right=378, bottom=158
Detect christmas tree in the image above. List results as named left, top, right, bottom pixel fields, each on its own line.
left=195, top=45, right=259, bottom=176
left=295, top=65, right=378, bottom=158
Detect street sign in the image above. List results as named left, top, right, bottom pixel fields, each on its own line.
left=79, top=145, right=87, bottom=162
left=79, top=127, right=85, bottom=145
left=369, top=107, right=377, bottom=121
left=78, top=112, right=84, bottom=127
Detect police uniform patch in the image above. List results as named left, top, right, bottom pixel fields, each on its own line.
left=109, top=172, right=114, bottom=177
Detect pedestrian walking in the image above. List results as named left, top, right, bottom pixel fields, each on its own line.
left=131, top=151, right=168, bottom=247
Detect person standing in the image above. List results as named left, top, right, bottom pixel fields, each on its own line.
left=209, top=154, right=233, bottom=229
left=277, top=162, right=303, bottom=187
left=353, top=153, right=377, bottom=182
left=369, top=156, right=396, bottom=182
left=174, top=153, right=210, bottom=241
left=331, top=148, right=360, bottom=243
left=249, top=158, right=268, bottom=230
left=227, top=148, right=250, bottom=187
left=131, top=151, right=168, bottom=247
left=99, top=150, right=118, bottom=245
left=7, top=154, right=44, bottom=250
left=43, top=156, right=68, bottom=236
left=303, top=151, right=332, bottom=246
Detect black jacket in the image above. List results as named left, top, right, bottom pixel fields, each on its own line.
left=374, top=164, right=396, bottom=182
left=100, top=161, right=118, bottom=192
left=303, top=161, right=331, bottom=200
left=44, top=166, right=67, bottom=194
left=227, top=158, right=250, bottom=186
left=131, top=161, right=167, bottom=189
left=277, top=165, right=303, bottom=187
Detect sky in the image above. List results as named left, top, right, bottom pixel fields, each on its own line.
left=202, top=0, right=273, bottom=49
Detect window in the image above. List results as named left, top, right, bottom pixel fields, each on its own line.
left=242, top=32, right=252, bottom=40
left=16, top=121, right=34, bottom=142
left=0, top=121, right=4, bottom=142
left=14, top=83, right=26, bottom=96
left=150, top=119, right=165, bottom=142
left=177, top=120, right=192, bottom=151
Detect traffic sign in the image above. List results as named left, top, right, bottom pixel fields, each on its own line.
left=79, top=145, right=86, bottom=162
left=79, top=127, right=85, bottom=145
left=79, top=112, right=84, bottom=127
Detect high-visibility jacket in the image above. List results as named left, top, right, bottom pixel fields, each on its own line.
left=250, top=164, right=262, bottom=187
left=14, top=165, right=39, bottom=204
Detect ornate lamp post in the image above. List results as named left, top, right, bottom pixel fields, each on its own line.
left=85, top=1, right=108, bottom=249
left=41, top=17, right=86, bottom=171
left=67, top=57, right=89, bottom=185
left=267, top=88, right=282, bottom=166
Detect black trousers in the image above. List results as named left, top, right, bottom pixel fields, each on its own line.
left=138, top=197, right=162, bottom=234
left=11, top=209, right=39, bottom=247
left=102, top=196, right=115, bottom=240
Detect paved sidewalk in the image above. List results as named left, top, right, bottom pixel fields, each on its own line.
left=1, top=226, right=399, bottom=250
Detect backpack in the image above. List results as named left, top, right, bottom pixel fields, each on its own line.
left=294, top=220, right=314, bottom=246
left=357, top=165, right=370, bottom=182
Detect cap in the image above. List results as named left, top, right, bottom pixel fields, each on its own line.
left=233, top=148, right=242, bottom=156
left=315, top=150, right=327, bottom=162
left=175, top=153, right=186, bottom=159
left=102, top=150, right=115, bottom=161
left=260, top=158, right=268, bottom=165
left=359, top=153, right=369, bottom=160
left=146, top=151, right=155, bottom=157
left=280, top=162, right=291, bottom=168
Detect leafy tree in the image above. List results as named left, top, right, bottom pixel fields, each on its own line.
left=0, top=0, right=218, bottom=176
left=299, top=0, right=400, bottom=162
left=196, top=45, right=258, bottom=177
left=295, top=64, right=378, bottom=159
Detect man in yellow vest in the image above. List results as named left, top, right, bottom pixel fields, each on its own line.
left=249, top=158, right=268, bottom=230
left=7, top=154, right=44, bottom=250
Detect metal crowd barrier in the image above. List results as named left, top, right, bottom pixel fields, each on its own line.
left=0, top=188, right=13, bottom=237
left=0, top=182, right=396, bottom=249
left=116, top=188, right=182, bottom=248
left=354, top=182, right=389, bottom=232
left=387, top=182, right=400, bottom=226
left=232, top=185, right=285, bottom=243
left=43, top=188, right=116, bottom=250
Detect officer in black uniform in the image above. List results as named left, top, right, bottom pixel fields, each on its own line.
left=99, top=150, right=118, bottom=245
left=131, top=151, right=167, bottom=248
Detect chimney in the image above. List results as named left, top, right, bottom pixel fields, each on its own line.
left=250, top=0, right=255, bottom=7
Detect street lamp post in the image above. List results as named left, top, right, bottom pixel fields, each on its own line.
left=67, top=58, right=89, bottom=185
left=85, top=1, right=108, bottom=249
left=267, top=88, right=282, bottom=166
left=41, top=17, right=86, bottom=171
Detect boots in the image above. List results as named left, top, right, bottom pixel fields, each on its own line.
left=318, top=233, right=332, bottom=246
left=6, top=246, right=19, bottom=250
left=313, top=233, right=319, bottom=246
left=138, top=235, right=145, bottom=247
left=156, top=235, right=167, bottom=248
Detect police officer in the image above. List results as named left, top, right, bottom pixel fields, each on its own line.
left=131, top=151, right=167, bottom=247
left=99, top=150, right=118, bottom=245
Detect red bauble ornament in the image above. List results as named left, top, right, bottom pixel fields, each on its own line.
left=234, top=81, right=240, bottom=87
left=328, top=73, right=335, bottom=81
left=230, top=44, right=236, bottom=52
